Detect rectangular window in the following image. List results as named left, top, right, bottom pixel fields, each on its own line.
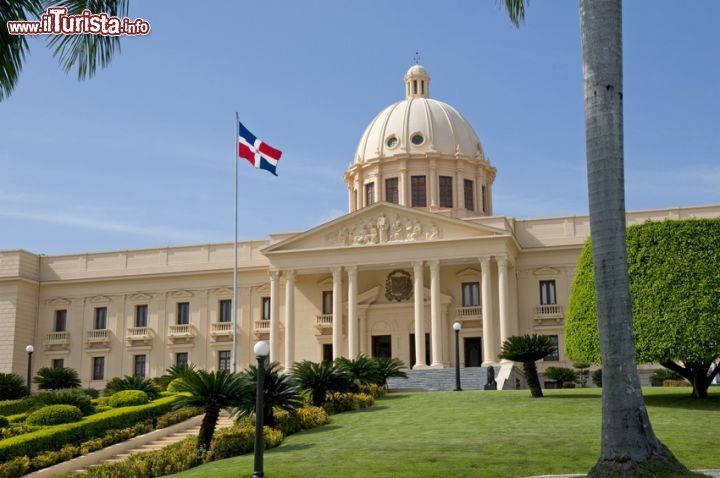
left=218, top=350, right=231, bottom=372
left=322, top=343, right=333, bottom=363
left=219, top=299, right=232, bottom=323
left=54, top=309, right=67, bottom=332
left=539, top=280, right=557, bottom=305
left=134, top=355, right=146, bottom=378
left=482, top=184, right=488, bottom=213
left=261, top=297, right=271, bottom=321
left=52, top=358, right=64, bottom=369
left=385, top=177, right=399, bottom=204
left=461, top=282, right=480, bottom=307
left=176, top=352, right=189, bottom=367
left=411, top=175, right=427, bottom=207
left=135, top=304, right=148, bottom=328
left=94, top=307, right=107, bottom=330
left=92, top=357, right=105, bottom=380
left=177, top=302, right=190, bottom=325
left=365, top=182, right=375, bottom=206
left=464, top=179, right=474, bottom=211
left=544, top=335, right=559, bottom=361
left=439, top=176, right=453, bottom=208
left=322, top=291, right=333, bottom=315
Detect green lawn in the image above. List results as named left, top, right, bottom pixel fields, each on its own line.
left=171, top=387, right=719, bottom=478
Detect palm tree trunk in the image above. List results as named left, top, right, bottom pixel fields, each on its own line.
left=580, top=0, right=688, bottom=474
left=522, top=361, right=543, bottom=398
left=197, top=406, right=220, bottom=451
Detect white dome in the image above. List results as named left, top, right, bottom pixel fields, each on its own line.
left=354, top=65, right=486, bottom=164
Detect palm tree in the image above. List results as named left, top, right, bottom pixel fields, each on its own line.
left=501, top=1, right=689, bottom=474
left=0, top=372, right=29, bottom=400
left=104, top=375, right=160, bottom=400
left=173, top=369, right=252, bottom=451
left=375, top=357, right=408, bottom=387
left=33, top=366, right=81, bottom=390
left=1, top=0, right=128, bottom=102
left=154, top=362, right=198, bottom=390
left=498, top=335, right=555, bottom=398
left=290, top=360, right=350, bottom=407
left=237, top=361, right=302, bottom=427
left=334, top=355, right=382, bottom=392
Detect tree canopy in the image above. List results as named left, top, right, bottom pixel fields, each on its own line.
left=566, top=218, right=720, bottom=398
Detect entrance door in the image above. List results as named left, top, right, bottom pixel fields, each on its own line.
left=372, top=335, right=392, bottom=358
left=409, top=333, right=431, bottom=367
left=464, top=337, right=482, bottom=367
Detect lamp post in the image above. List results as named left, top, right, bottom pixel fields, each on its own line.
left=252, top=340, right=270, bottom=478
left=25, top=345, right=34, bottom=392
left=452, top=322, right=462, bottom=391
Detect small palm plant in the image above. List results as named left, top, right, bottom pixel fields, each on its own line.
left=335, top=354, right=382, bottom=392
left=173, top=369, right=252, bottom=451
left=375, top=357, right=408, bottom=387
left=237, top=361, right=303, bottom=427
left=154, top=363, right=198, bottom=390
left=498, top=334, right=556, bottom=398
left=290, top=360, right=350, bottom=407
left=0, top=372, right=29, bottom=400
left=33, top=367, right=81, bottom=390
left=104, top=375, right=160, bottom=399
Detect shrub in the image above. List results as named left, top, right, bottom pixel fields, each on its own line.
left=26, top=404, right=83, bottom=426
left=156, top=406, right=203, bottom=429
left=272, top=409, right=300, bottom=436
left=360, top=383, right=387, bottom=398
left=105, top=376, right=161, bottom=400
left=0, top=373, right=29, bottom=401
left=0, top=395, right=177, bottom=462
left=355, top=392, right=375, bottom=408
left=0, top=415, right=9, bottom=428
left=592, top=369, right=602, bottom=388
left=663, top=379, right=689, bottom=387
left=33, top=367, right=81, bottom=390
left=0, top=456, right=30, bottom=478
left=573, top=362, right=591, bottom=388
left=562, top=382, right=577, bottom=389
left=109, top=390, right=149, bottom=408
left=544, top=367, right=578, bottom=389
left=211, top=425, right=283, bottom=461
left=31, top=389, right=94, bottom=415
left=650, top=368, right=685, bottom=387
left=296, top=405, right=329, bottom=429
left=83, top=388, right=101, bottom=399
left=322, top=392, right=369, bottom=414
left=0, top=398, right=30, bottom=416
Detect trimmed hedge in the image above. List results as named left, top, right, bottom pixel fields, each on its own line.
left=32, top=389, right=95, bottom=416
left=26, top=405, right=83, bottom=426
left=211, top=425, right=283, bottom=461
left=0, top=399, right=30, bottom=417
left=109, top=390, right=149, bottom=408
left=0, top=395, right=177, bottom=461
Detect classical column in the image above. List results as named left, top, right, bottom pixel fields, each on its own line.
left=283, top=270, right=295, bottom=368
left=455, top=165, right=465, bottom=211
left=429, top=260, right=443, bottom=367
left=354, top=178, right=361, bottom=210
left=332, top=267, right=343, bottom=359
left=399, top=160, right=408, bottom=207
left=429, top=158, right=437, bottom=208
left=480, top=256, right=496, bottom=365
left=497, top=256, right=511, bottom=349
left=412, top=261, right=426, bottom=368
left=269, top=270, right=280, bottom=362
left=346, top=266, right=358, bottom=358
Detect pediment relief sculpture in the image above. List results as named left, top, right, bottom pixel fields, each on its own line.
left=325, top=212, right=441, bottom=246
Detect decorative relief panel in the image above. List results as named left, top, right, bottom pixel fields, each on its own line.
left=325, top=212, right=441, bottom=246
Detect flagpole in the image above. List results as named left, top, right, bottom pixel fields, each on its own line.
left=232, top=112, right=239, bottom=374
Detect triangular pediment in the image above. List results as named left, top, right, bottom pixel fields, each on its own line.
left=533, top=266, right=560, bottom=276
left=263, top=202, right=507, bottom=253
left=128, top=293, right=153, bottom=302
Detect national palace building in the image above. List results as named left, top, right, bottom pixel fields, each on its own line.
left=2, top=64, right=718, bottom=390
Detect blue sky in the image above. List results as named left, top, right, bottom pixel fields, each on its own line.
left=1, top=1, right=718, bottom=255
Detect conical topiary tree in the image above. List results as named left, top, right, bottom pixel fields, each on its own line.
left=498, top=334, right=556, bottom=397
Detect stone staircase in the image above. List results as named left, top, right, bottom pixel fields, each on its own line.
left=387, top=366, right=494, bottom=391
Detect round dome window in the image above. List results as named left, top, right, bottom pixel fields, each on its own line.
left=386, top=136, right=398, bottom=149
left=411, top=133, right=424, bottom=145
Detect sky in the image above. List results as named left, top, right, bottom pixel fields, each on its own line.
left=1, top=1, right=718, bottom=256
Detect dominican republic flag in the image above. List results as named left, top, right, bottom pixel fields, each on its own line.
left=237, top=121, right=282, bottom=176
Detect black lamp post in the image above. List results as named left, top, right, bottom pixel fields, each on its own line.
left=453, top=322, right=462, bottom=391
left=252, top=340, right=270, bottom=478
left=25, top=345, right=34, bottom=392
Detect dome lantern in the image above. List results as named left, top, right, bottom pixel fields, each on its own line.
left=404, top=64, right=430, bottom=99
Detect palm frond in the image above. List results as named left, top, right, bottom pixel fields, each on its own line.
left=498, top=0, right=527, bottom=28
left=0, top=0, right=44, bottom=101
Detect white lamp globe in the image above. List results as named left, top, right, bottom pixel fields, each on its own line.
left=254, top=341, right=269, bottom=357
left=25, top=345, right=34, bottom=353
left=453, top=322, right=462, bottom=332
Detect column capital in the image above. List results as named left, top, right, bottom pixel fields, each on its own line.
left=331, top=267, right=342, bottom=278
left=346, top=265, right=358, bottom=274
left=428, top=259, right=440, bottom=271
left=496, top=256, right=508, bottom=268
left=269, top=270, right=280, bottom=280
left=479, top=256, right=492, bottom=268
left=283, top=270, right=295, bottom=280
left=411, top=260, right=424, bottom=271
